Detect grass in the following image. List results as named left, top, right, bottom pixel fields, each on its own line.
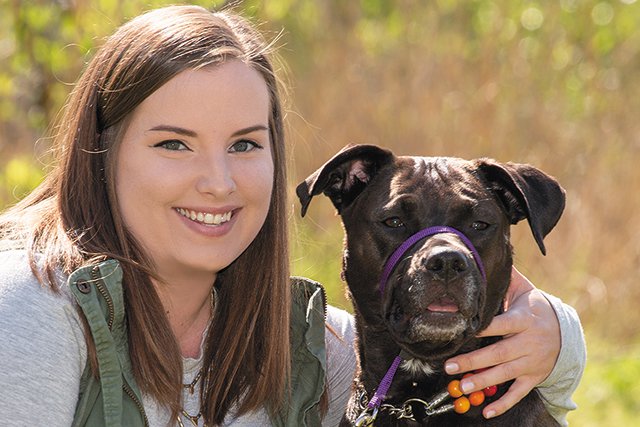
left=567, top=339, right=640, bottom=426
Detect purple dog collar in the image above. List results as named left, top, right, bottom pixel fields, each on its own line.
left=378, top=225, right=487, bottom=296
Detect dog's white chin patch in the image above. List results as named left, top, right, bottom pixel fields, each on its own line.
left=401, top=358, right=437, bottom=376
left=409, top=317, right=467, bottom=343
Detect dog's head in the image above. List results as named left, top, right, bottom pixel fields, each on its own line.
left=297, top=144, right=565, bottom=361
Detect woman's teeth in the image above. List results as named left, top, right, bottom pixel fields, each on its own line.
left=177, top=208, right=232, bottom=225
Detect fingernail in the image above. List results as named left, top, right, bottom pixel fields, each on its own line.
left=445, top=362, right=459, bottom=374
left=485, top=409, right=497, bottom=419
left=461, top=380, right=474, bottom=393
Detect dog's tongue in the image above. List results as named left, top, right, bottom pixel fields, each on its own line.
left=427, top=299, right=459, bottom=313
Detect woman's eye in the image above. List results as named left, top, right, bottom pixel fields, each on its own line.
left=154, top=140, right=188, bottom=151
left=471, top=221, right=490, bottom=231
left=383, top=217, right=405, bottom=228
left=230, top=140, right=262, bottom=153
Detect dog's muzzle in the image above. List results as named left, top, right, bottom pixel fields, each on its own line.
left=379, top=226, right=486, bottom=344
left=379, top=226, right=486, bottom=296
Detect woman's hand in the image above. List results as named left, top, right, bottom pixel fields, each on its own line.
left=443, top=267, right=561, bottom=419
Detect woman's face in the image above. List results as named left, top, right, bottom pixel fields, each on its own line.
left=115, top=61, right=273, bottom=284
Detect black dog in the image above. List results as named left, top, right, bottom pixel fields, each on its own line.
left=297, top=144, right=564, bottom=426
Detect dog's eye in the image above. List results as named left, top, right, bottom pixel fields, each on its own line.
left=471, top=221, right=490, bottom=231
left=383, top=217, right=405, bottom=228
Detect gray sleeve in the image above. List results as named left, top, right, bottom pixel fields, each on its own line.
left=0, top=251, right=87, bottom=426
left=536, top=292, right=586, bottom=427
left=322, top=305, right=357, bottom=427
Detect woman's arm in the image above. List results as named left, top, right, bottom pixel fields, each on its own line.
left=0, top=251, right=86, bottom=424
left=322, top=305, right=358, bottom=427
left=444, top=267, right=586, bottom=425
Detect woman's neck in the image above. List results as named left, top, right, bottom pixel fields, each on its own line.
left=152, top=273, right=215, bottom=358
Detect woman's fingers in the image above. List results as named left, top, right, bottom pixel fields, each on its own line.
left=445, top=308, right=532, bottom=374
left=457, top=351, right=529, bottom=390
left=446, top=337, right=548, bottom=417
left=444, top=271, right=562, bottom=415
left=476, top=308, right=531, bottom=338
left=482, top=377, right=537, bottom=419
left=446, top=332, right=518, bottom=375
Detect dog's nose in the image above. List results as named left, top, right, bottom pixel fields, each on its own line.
left=423, top=249, right=470, bottom=281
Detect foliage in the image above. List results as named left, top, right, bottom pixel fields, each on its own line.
left=1, top=1, right=639, bottom=424
left=0, top=156, right=43, bottom=208
left=567, top=338, right=640, bottom=426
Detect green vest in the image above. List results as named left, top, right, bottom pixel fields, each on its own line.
left=69, top=260, right=327, bottom=427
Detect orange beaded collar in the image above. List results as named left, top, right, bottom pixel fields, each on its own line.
left=354, top=369, right=501, bottom=425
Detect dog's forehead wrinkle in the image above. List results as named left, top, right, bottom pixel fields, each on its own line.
left=379, top=193, right=421, bottom=218
left=408, top=155, right=469, bottom=178
left=389, top=173, right=423, bottom=198
left=392, top=157, right=444, bottom=191
left=394, top=158, right=489, bottom=210
left=457, top=182, right=489, bottom=200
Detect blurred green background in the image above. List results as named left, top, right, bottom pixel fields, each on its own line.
left=1, top=0, right=638, bottom=425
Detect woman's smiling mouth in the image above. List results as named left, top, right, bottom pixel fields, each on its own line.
left=176, top=208, right=233, bottom=226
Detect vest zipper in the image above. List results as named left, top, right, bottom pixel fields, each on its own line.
left=91, top=266, right=115, bottom=330
left=318, top=284, right=328, bottom=320
left=86, top=263, right=148, bottom=425
left=123, top=379, right=150, bottom=427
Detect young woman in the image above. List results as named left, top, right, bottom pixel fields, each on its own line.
left=0, top=5, right=584, bottom=426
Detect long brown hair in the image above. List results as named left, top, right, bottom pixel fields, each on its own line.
left=0, top=5, right=290, bottom=424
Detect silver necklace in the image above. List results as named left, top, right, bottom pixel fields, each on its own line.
left=177, top=288, right=216, bottom=427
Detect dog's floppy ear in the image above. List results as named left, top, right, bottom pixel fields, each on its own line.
left=296, top=144, right=394, bottom=217
left=477, top=159, right=566, bottom=255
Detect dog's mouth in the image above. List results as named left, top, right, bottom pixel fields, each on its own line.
left=385, top=288, right=479, bottom=351
left=427, top=297, right=460, bottom=313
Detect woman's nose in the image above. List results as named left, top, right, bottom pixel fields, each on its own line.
left=195, top=152, right=237, bottom=197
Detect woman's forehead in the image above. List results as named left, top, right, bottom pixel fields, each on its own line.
left=126, top=62, right=270, bottom=136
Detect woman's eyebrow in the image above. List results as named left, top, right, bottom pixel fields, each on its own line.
left=148, top=124, right=198, bottom=137
left=231, top=124, right=268, bottom=137
left=147, top=124, right=268, bottom=138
